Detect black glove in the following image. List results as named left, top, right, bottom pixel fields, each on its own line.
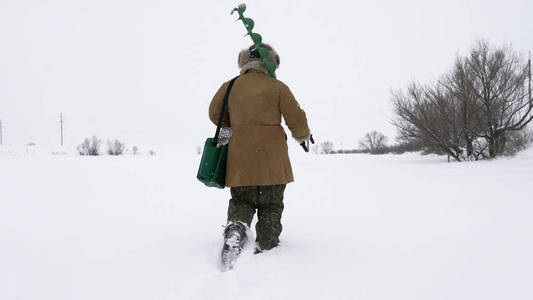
left=297, top=134, right=314, bottom=152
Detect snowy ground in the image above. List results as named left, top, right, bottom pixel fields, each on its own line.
left=1, top=146, right=532, bottom=300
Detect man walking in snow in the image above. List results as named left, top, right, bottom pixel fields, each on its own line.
left=209, top=43, right=310, bottom=267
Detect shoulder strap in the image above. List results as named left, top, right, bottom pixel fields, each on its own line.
left=213, top=76, right=239, bottom=144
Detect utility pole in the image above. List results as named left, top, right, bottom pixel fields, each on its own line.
left=59, top=113, right=64, bottom=146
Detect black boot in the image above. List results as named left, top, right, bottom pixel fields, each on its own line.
left=221, top=222, right=248, bottom=271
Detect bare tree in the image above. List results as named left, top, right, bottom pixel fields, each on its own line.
left=392, top=40, right=532, bottom=160
left=359, top=131, right=388, bottom=154
left=461, top=40, right=532, bottom=157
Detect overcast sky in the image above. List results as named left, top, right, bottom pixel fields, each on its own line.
left=1, top=0, right=532, bottom=149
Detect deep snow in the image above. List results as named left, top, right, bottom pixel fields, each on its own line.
left=1, top=146, right=532, bottom=300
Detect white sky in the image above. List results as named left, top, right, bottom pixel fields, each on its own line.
left=1, top=0, right=532, bottom=149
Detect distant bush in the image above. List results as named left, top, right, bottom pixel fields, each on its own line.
left=310, top=144, right=319, bottom=154
left=107, top=139, right=126, bottom=156
left=335, top=139, right=424, bottom=155
left=132, top=145, right=139, bottom=155
left=336, top=149, right=367, bottom=154
left=387, top=141, right=425, bottom=154
left=77, top=136, right=101, bottom=156
left=148, top=150, right=156, bottom=156
left=313, top=137, right=426, bottom=155
left=319, top=141, right=334, bottom=154
left=51, top=150, right=68, bottom=155
left=504, top=129, right=533, bottom=156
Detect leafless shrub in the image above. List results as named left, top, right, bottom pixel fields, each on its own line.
left=319, top=141, right=334, bottom=154
left=107, top=139, right=126, bottom=156
left=77, top=136, right=101, bottom=156
left=310, top=144, right=320, bottom=154
left=504, top=129, right=533, bottom=156
left=392, top=81, right=467, bottom=161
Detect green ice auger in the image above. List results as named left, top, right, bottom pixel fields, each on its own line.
left=231, top=4, right=277, bottom=78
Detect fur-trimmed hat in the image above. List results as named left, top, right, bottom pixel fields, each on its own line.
left=238, top=43, right=280, bottom=75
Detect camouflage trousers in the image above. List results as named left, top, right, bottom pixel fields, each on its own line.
left=227, top=184, right=286, bottom=251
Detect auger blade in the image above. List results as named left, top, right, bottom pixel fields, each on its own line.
left=242, top=17, right=254, bottom=31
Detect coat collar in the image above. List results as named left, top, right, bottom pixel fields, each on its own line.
left=240, top=61, right=269, bottom=76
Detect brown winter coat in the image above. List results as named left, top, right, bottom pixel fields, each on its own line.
left=209, top=71, right=310, bottom=187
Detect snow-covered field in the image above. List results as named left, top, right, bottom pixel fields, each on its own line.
left=1, top=146, right=532, bottom=300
